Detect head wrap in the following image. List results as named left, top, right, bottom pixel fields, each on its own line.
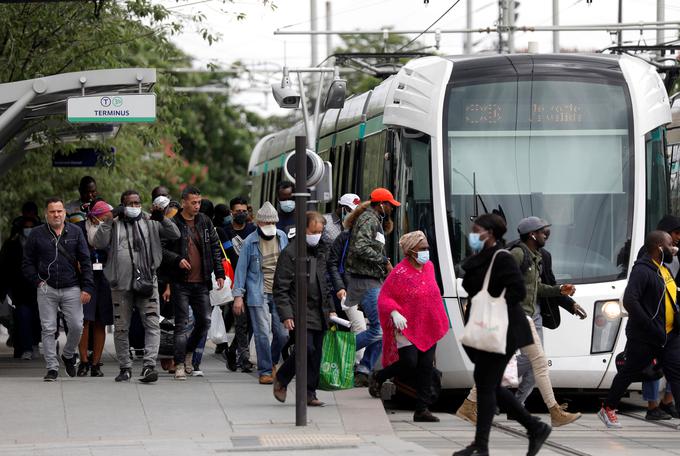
left=89, top=200, right=113, bottom=217
left=399, top=230, right=426, bottom=256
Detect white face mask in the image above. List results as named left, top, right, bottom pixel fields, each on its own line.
left=125, top=207, right=142, bottom=218
left=260, top=224, right=277, bottom=237
left=306, top=233, right=322, bottom=247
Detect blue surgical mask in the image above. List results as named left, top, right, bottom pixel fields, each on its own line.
left=224, top=215, right=233, bottom=225
left=279, top=200, right=295, bottom=213
left=468, top=232, right=485, bottom=253
left=416, top=250, right=430, bottom=265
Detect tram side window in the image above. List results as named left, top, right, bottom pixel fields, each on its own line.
left=400, top=134, right=442, bottom=289
left=361, top=132, right=386, bottom=199
left=645, top=127, right=670, bottom=234
left=341, top=142, right=354, bottom=196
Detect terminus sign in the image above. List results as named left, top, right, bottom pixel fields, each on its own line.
left=67, top=94, right=156, bottom=123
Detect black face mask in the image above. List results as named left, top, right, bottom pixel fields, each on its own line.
left=233, top=212, right=248, bottom=225
left=257, top=227, right=275, bottom=241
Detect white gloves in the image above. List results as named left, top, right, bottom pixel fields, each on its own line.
left=391, top=310, right=408, bottom=331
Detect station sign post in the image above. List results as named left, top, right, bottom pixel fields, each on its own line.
left=67, top=94, right=156, bottom=123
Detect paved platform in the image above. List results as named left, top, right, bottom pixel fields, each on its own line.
left=1, top=330, right=679, bottom=455
left=0, top=333, right=427, bottom=456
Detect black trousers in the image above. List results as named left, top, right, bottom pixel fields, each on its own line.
left=606, top=331, right=680, bottom=409
left=276, top=329, right=324, bottom=400
left=377, top=344, right=437, bottom=412
left=472, top=350, right=538, bottom=449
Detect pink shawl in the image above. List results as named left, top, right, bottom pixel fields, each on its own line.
left=377, top=259, right=449, bottom=367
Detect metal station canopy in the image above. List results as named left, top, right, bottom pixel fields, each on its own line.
left=0, top=68, right=156, bottom=175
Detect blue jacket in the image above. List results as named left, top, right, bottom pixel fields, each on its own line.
left=22, top=222, right=94, bottom=295
left=232, top=229, right=288, bottom=306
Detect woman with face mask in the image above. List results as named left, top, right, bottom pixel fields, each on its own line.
left=367, top=231, right=449, bottom=422
left=75, top=200, right=115, bottom=377
left=455, top=214, right=549, bottom=456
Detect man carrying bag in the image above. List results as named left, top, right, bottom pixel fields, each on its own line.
left=93, top=190, right=180, bottom=383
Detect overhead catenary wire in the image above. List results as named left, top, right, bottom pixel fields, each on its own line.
left=397, top=0, right=462, bottom=52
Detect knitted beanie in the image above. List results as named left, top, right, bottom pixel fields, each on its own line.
left=256, top=201, right=279, bottom=223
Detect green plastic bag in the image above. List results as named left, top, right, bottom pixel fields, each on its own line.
left=319, top=326, right=356, bottom=390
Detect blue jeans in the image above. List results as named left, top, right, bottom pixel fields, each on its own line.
left=642, top=378, right=672, bottom=402
left=248, top=293, right=289, bottom=376
left=355, top=287, right=382, bottom=374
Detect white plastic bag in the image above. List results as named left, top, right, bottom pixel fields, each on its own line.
left=208, top=305, right=228, bottom=344
left=501, top=353, right=519, bottom=387
left=460, top=250, right=509, bottom=354
left=209, top=272, right=233, bottom=306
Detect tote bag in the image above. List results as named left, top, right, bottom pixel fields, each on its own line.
left=319, top=326, right=356, bottom=390
left=460, top=249, right=509, bottom=354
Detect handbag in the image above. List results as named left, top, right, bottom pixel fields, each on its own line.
left=319, top=326, right=356, bottom=390
left=460, top=249, right=510, bottom=354
left=124, top=222, right=155, bottom=298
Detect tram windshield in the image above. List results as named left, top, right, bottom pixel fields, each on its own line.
left=445, top=79, right=633, bottom=283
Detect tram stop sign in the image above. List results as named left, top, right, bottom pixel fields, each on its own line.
left=67, top=94, right=156, bottom=123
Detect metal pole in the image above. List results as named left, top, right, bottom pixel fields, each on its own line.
left=617, top=0, right=623, bottom=48
left=508, top=0, right=515, bottom=53
left=310, top=0, right=319, bottom=66
left=658, top=0, right=665, bottom=56
left=465, top=0, right=472, bottom=54
left=498, top=0, right=505, bottom=54
left=297, top=74, right=314, bottom=149
left=553, top=0, right=559, bottom=53
left=294, top=135, right=308, bottom=427
left=326, top=1, right=333, bottom=61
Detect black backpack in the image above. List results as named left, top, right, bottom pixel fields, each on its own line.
left=506, top=239, right=533, bottom=274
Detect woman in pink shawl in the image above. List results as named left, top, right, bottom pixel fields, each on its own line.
left=369, top=231, right=449, bottom=422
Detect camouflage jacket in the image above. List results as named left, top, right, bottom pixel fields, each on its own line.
left=345, top=207, right=387, bottom=279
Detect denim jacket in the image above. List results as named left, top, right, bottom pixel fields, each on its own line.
left=232, top=229, right=288, bottom=307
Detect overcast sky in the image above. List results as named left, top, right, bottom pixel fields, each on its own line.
left=159, top=0, right=680, bottom=113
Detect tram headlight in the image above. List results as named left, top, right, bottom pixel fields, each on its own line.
left=591, top=300, right=623, bottom=354
left=601, top=300, right=622, bottom=320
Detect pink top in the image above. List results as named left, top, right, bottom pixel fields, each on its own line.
left=377, top=259, right=450, bottom=367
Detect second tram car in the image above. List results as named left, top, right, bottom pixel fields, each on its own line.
left=249, top=54, right=672, bottom=390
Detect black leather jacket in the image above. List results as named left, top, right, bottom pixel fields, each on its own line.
left=163, top=213, right=225, bottom=289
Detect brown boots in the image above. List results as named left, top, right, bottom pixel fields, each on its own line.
left=549, top=404, right=581, bottom=427
left=456, top=399, right=478, bottom=424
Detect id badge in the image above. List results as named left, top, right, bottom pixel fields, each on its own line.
left=93, top=262, right=103, bottom=271
left=375, top=232, right=385, bottom=244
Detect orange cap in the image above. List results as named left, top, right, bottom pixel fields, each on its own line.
left=370, top=188, right=401, bottom=207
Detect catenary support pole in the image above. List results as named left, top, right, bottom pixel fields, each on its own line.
left=553, top=0, right=559, bottom=53
left=294, top=135, right=309, bottom=427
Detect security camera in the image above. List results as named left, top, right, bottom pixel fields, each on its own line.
left=271, top=76, right=300, bottom=109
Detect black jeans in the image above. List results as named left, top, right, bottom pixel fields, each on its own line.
left=224, top=299, right=252, bottom=366
left=472, top=350, right=538, bottom=449
left=276, top=329, right=324, bottom=400
left=172, top=283, right=211, bottom=363
left=377, top=344, right=437, bottom=412
left=606, top=331, right=680, bottom=409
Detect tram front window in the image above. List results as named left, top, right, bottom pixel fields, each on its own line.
left=445, top=79, right=632, bottom=283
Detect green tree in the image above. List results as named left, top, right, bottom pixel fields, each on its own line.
left=0, top=1, right=272, bottom=235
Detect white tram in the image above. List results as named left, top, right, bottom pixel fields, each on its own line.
left=249, top=54, right=671, bottom=390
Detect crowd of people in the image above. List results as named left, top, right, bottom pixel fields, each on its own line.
left=2, top=174, right=680, bottom=456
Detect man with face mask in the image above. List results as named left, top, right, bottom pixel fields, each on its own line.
left=457, top=216, right=581, bottom=427
left=220, top=196, right=256, bottom=372
left=322, top=193, right=360, bottom=245
left=345, top=188, right=400, bottom=386
left=93, top=190, right=180, bottom=383
left=599, top=230, right=680, bottom=428
left=232, top=202, right=289, bottom=384
left=272, top=211, right=337, bottom=406
left=276, top=181, right=296, bottom=240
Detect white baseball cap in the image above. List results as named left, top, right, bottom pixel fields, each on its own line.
left=338, top=193, right=361, bottom=211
